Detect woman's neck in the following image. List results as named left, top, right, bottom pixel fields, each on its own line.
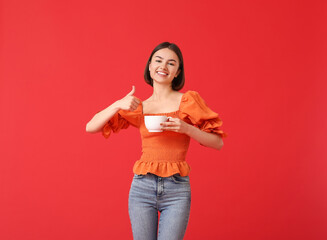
left=151, top=83, right=176, bottom=102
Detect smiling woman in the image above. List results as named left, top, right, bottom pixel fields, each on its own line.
left=86, top=42, right=226, bottom=240
left=144, top=42, right=185, bottom=91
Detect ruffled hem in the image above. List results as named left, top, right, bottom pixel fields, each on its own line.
left=133, top=160, right=191, bottom=177
left=200, top=118, right=228, bottom=138
left=102, top=114, right=129, bottom=139
left=102, top=101, right=142, bottom=139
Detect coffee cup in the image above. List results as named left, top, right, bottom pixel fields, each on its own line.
left=144, top=116, right=168, bottom=132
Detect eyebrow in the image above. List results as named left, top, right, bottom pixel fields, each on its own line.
left=155, top=56, right=177, bottom=62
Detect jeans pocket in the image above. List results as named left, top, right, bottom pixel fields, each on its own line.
left=171, top=174, right=189, bottom=184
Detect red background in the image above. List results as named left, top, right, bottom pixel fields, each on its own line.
left=1, top=0, right=326, bottom=239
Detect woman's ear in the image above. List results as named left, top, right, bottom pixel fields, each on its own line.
left=175, top=69, right=181, bottom=78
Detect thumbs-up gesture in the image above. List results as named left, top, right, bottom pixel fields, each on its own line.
left=116, top=86, right=141, bottom=111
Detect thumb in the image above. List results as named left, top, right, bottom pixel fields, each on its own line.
left=126, top=86, right=135, bottom=96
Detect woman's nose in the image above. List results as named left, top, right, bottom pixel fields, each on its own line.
left=159, top=62, right=168, bottom=69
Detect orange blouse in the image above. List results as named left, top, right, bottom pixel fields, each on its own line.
left=102, top=91, right=227, bottom=177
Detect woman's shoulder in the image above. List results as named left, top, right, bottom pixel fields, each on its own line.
left=181, top=90, right=203, bottom=102
left=179, top=90, right=220, bottom=124
left=180, top=90, right=215, bottom=114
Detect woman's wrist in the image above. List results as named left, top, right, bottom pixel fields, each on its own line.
left=111, top=100, right=122, bottom=111
left=184, top=123, right=198, bottom=136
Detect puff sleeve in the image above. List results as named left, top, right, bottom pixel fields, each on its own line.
left=179, top=91, right=227, bottom=138
left=102, top=101, right=142, bottom=139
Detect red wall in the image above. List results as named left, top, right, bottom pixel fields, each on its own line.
left=1, top=0, right=326, bottom=239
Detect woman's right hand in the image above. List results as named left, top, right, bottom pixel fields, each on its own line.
left=116, top=86, right=141, bottom=111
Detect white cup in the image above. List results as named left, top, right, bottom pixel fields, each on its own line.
left=144, top=116, right=168, bottom=132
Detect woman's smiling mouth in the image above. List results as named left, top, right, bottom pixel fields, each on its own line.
left=156, top=71, right=168, bottom=76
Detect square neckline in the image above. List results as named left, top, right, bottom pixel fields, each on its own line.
left=141, top=91, right=187, bottom=116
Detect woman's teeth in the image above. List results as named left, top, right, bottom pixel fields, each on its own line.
left=157, top=72, right=168, bottom=75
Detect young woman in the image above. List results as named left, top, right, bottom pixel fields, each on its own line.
left=86, top=42, right=226, bottom=240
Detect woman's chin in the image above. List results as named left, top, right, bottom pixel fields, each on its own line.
left=153, top=77, right=173, bottom=84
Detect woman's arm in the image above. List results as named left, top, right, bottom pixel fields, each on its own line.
left=86, top=86, right=140, bottom=133
left=86, top=101, right=121, bottom=133
left=185, top=124, right=224, bottom=150
left=160, top=118, right=224, bottom=150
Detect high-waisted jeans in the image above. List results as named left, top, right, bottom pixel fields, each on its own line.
left=128, top=173, right=191, bottom=240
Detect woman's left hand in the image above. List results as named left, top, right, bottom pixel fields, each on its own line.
left=160, top=117, right=191, bottom=134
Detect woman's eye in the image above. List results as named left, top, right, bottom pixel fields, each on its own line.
left=169, top=63, right=175, bottom=66
left=155, top=60, right=161, bottom=63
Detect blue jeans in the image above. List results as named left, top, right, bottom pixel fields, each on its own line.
left=128, top=173, right=191, bottom=240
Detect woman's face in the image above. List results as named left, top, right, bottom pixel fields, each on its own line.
left=149, top=48, right=181, bottom=87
